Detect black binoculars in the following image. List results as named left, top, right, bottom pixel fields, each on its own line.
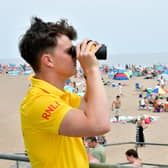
left=69, top=40, right=107, bottom=60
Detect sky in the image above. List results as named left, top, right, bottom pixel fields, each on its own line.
left=0, top=0, right=168, bottom=65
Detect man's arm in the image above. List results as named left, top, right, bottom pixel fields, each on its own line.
left=59, top=40, right=110, bottom=137
left=79, top=96, right=87, bottom=110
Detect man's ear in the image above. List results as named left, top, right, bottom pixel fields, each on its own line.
left=41, top=54, right=54, bottom=68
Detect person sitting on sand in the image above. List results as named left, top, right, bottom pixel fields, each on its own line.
left=148, top=94, right=154, bottom=106
left=164, top=97, right=168, bottom=112
left=139, top=96, right=148, bottom=110
left=125, top=149, right=142, bottom=167
left=153, top=96, right=164, bottom=112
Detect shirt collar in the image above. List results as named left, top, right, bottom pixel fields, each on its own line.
left=31, top=76, right=67, bottom=97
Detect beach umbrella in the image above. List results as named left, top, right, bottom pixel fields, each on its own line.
left=124, top=72, right=130, bottom=78
left=163, top=69, right=168, bottom=74
left=113, top=73, right=129, bottom=80
left=156, top=66, right=164, bottom=73
left=152, top=88, right=166, bottom=94
left=2, top=64, right=7, bottom=68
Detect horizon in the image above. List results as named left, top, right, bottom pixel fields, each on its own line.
left=0, top=52, right=168, bottom=66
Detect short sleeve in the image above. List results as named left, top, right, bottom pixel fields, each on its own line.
left=68, top=92, right=81, bottom=108
left=26, top=95, right=72, bottom=134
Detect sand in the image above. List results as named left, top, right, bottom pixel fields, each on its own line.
left=0, top=74, right=168, bottom=167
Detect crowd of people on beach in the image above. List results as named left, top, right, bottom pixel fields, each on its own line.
left=0, top=63, right=32, bottom=75
left=1, top=61, right=168, bottom=167
left=138, top=77, right=168, bottom=113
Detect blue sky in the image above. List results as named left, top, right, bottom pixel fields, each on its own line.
left=0, top=0, right=168, bottom=64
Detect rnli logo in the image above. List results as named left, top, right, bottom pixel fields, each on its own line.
left=42, top=101, right=60, bottom=120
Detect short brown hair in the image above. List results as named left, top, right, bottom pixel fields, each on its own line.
left=19, top=17, right=77, bottom=72
left=125, top=149, right=139, bottom=159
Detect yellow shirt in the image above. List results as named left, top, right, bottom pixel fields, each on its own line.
left=20, top=77, right=89, bottom=168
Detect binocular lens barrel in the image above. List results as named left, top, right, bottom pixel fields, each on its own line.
left=70, top=42, right=107, bottom=60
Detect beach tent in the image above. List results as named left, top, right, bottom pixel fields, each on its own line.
left=163, top=69, right=168, bottom=74
left=7, top=70, right=20, bottom=75
left=156, top=65, right=164, bottom=73
left=132, top=71, right=140, bottom=77
left=152, top=88, right=166, bottom=95
left=113, top=73, right=129, bottom=80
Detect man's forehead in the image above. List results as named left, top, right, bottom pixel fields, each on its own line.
left=56, top=35, right=72, bottom=49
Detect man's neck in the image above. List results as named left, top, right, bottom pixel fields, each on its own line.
left=35, top=72, right=66, bottom=91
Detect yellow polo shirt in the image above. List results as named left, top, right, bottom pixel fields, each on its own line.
left=20, top=77, right=88, bottom=168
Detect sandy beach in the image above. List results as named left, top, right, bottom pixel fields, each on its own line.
left=0, top=74, right=168, bottom=167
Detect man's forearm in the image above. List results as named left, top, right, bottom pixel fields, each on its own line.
left=84, top=68, right=110, bottom=132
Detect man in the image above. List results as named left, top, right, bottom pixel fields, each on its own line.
left=86, top=137, right=106, bottom=163
left=160, top=76, right=166, bottom=88
left=112, top=95, right=121, bottom=122
left=19, top=17, right=110, bottom=168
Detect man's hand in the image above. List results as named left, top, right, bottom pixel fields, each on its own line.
left=76, top=39, right=101, bottom=76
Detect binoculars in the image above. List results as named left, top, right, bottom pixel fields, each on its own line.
left=69, top=40, right=107, bottom=60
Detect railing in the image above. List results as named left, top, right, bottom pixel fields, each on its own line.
left=104, top=141, right=168, bottom=153
left=0, top=153, right=29, bottom=168
left=0, top=155, right=151, bottom=168
left=1, top=141, right=168, bottom=168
